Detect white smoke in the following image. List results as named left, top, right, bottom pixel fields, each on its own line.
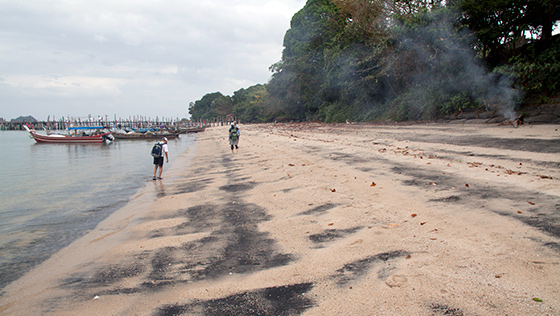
left=392, top=8, right=522, bottom=120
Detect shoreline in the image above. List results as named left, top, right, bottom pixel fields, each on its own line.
left=1, top=122, right=559, bottom=315
left=0, top=132, right=197, bottom=292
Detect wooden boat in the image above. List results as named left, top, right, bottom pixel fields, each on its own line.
left=24, top=125, right=114, bottom=144
left=131, top=127, right=156, bottom=133
left=113, top=131, right=180, bottom=140
left=180, top=126, right=206, bottom=133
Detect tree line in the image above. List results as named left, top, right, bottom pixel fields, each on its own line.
left=189, top=0, right=560, bottom=123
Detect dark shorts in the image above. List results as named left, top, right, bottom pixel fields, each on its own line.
left=153, top=157, right=164, bottom=167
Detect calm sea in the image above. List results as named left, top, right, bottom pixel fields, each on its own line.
left=0, top=130, right=197, bottom=291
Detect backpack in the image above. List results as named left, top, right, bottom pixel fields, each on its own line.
left=230, top=127, right=238, bottom=141
left=151, top=142, right=163, bottom=158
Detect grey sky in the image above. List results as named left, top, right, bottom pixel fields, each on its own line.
left=0, top=0, right=305, bottom=121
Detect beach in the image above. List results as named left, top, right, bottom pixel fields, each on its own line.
left=1, top=122, right=559, bottom=316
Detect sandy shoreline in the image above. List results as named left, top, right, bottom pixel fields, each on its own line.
left=1, top=122, right=559, bottom=316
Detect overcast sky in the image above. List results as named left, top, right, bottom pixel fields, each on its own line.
left=0, top=0, right=306, bottom=121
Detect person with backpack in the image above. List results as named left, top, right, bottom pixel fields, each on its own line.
left=229, top=121, right=240, bottom=153
left=152, top=137, right=169, bottom=180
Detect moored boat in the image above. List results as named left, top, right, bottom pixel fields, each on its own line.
left=113, top=131, right=180, bottom=140
left=24, top=125, right=114, bottom=144
left=131, top=127, right=156, bottom=133
left=179, top=126, right=206, bottom=133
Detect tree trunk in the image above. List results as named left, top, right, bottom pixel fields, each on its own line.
left=541, top=14, right=553, bottom=40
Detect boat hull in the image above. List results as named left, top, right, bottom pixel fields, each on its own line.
left=180, top=127, right=206, bottom=133
left=30, top=132, right=113, bottom=143
left=113, top=132, right=180, bottom=140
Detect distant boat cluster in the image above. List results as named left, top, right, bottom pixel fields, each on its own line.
left=23, top=124, right=206, bottom=144
left=113, top=126, right=206, bottom=140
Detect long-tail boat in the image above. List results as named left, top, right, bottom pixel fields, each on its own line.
left=24, top=125, right=114, bottom=144
left=113, top=131, right=180, bottom=140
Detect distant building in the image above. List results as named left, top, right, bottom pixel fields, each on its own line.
left=11, top=115, right=38, bottom=122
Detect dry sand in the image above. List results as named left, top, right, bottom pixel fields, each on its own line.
left=1, top=122, right=559, bottom=316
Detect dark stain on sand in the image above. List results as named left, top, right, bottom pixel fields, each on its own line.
left=64, top=201, right=294, bottom=296
left=172, top=178, right=212, bottom=195
left=69, top=262, right=145, bottom=294
left=219, top=182, right=256, bottom=193
left=333, top=250, right=410, bottom=285
left=173, top=204, right=293, bottom=281
left=395, top=165, right=560, bottom=246
left=429, top=195, right=461, bottom=203
left=508, top=204, right=560, bottom=251
left=309, top=227, right=362, bottom=245
left=386, top=132, right=560, bottom=154
left=298, top=203, right=340, bottom=216
left=155, top=283, right=314, bottom=316
left=430, top=303, right=465, bottom=316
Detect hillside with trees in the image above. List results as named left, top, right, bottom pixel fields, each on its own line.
left=189, top=0, right=560, bottom=123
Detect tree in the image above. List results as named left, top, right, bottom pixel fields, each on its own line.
left=191, top=0, right=556, bottom=123
left=459, top=0, right=560, bottom=65
left=523, top=0, right=560, bottom=41
left=212, top=94, right=233, bottom=117
left=232, top=84, right=270, bottom=122
left=268, top=0, right=343, bottom=120
left=188, top=92, right=226, bottom=121
left=319, top=0, right=393, bottom=122
left=268, top=0, right=453, bottom=122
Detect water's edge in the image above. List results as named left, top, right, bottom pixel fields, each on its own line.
left=0, top=132, right=198, bottom=292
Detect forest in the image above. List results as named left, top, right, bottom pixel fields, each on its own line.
left=189, top=0, right=560, bottom=123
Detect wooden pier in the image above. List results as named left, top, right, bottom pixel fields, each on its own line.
left=1, top=116, right=238, bottom=131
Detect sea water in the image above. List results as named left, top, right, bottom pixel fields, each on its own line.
left=0, top=130, right=196, bottom=291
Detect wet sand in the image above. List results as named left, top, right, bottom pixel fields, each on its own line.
left=1, top=122, right=559, bottom=316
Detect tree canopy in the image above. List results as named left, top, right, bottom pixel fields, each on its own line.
left=190, top=0, right=560, bottom=123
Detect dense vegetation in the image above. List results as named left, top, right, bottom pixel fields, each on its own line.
left=189, top=0, right=560, bottom=123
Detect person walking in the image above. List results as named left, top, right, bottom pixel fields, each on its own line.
left=152, top=137, right=169, bottom=180
left=229, top=122, right=240, bottom=153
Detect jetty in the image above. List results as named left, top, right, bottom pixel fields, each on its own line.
left=1, top=115, right=238, bottom=131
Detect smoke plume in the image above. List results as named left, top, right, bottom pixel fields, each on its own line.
left=391, top=8, right=522, bottom=121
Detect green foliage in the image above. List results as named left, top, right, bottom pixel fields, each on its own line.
left=458, top=0, right=560, bottom=65
left=388, top=85, right=485, bottom=121
left=188, top=0, right=557, bottom=123
left=267, top=0, right=343, bottom=120
left=189, top=85, right=273, bottom=123
left=318, top=101, right=354, bottom=122
left=494, top=36, right=560, bottom=93
left=188, top=92, right=226, bottom=121
left=232, top=84, right=270, bottom=123
left=459, top=0, right=526, bottom=63
left=213, top=95, right=234, bottom=117
left=440, top=91, right=481, bottom=115
left=388, top=86, right=438, bottom=121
